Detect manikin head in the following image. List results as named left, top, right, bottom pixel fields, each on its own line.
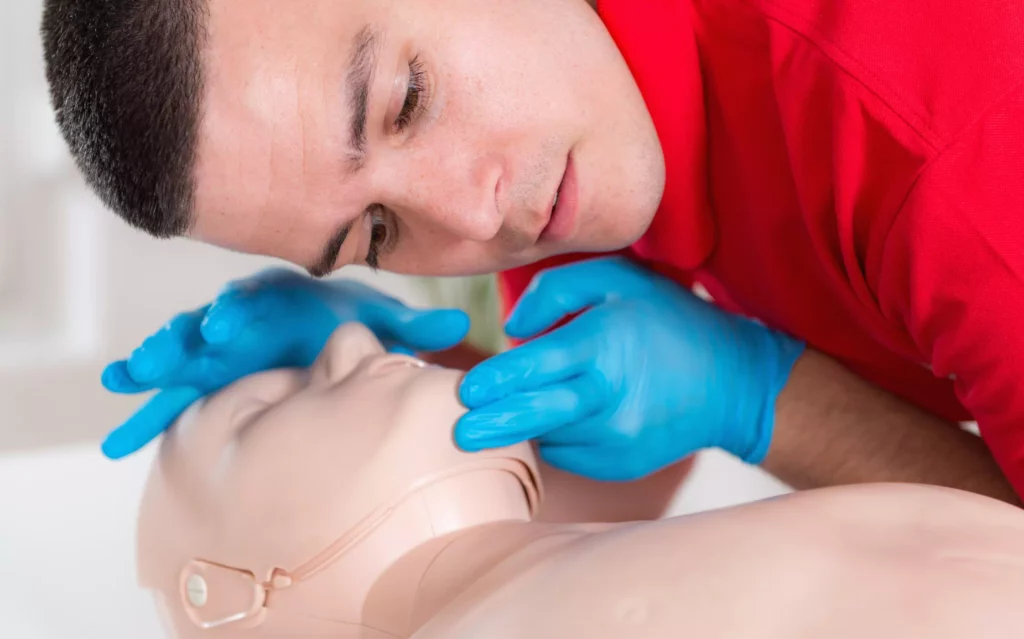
left=137, top=323, right=542, bottom=638
left=42, top=0, right=666, bottom=277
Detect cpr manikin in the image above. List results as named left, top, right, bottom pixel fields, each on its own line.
left=138, top=323, right=1024, bottom=639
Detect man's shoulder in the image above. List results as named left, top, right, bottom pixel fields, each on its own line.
left=716, top=0, right=1024, bottom=143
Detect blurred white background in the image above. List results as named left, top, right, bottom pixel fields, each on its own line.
left=0, top=2, right=790, bottom=637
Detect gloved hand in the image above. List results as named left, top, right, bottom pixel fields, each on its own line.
left=101, top=267, right=469, bottom=459
left=454, top=256, right=805, bottom=481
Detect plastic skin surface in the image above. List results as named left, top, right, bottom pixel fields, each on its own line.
left=137, top=323, right=1024, bottom=639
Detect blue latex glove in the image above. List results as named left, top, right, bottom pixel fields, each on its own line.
left=455, top=256, right=805, bottom=481
left=101, top=267, right=469, bottom=459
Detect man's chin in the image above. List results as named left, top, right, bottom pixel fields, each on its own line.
left=563, top=225, right=648, bottom=257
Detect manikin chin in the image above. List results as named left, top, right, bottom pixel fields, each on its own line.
left=137, top=323, right=1024, bottom=639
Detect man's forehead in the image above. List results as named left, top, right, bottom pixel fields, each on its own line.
left=206, top=0, right=376, bottom=36
left=192, top=0, right=374, bottom=266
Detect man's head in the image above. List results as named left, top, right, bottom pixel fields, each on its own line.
left=42, top=0, right=665, bottom=276
left=41, top=0, right=207, bottom=238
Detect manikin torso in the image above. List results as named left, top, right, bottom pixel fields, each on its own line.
left=137, top=323, right=1024, bottom=639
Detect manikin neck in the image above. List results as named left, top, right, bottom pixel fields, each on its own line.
left=322, top=470, right=551, bottom=638
left=372, top=519, right=564, bottom=637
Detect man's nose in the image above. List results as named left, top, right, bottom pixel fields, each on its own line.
left=383, top=150, right=505, bottom=242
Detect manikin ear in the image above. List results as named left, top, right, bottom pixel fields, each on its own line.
left=311, top=322, right=387, bottom=384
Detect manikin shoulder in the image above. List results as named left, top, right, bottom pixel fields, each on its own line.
left=414, top=484, right=1024, bottom=639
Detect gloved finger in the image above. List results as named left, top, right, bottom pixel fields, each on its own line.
left=539, top=444, right=657, bottom=482
left=201, top=267, right=309, bottom=343
left=362, top=300, right=470, bottom=352
left=199, top=289, right=248, bottom=344
left=459, top=328, right=594, bottom=408
left=384, top=341, right=416, bottom=356
left=534, top=411, right=616, bottom=447
left=125, top=307, right=208, bottom=384
left=200, top=286, right=284, bottom=344
left=101, top=361, right=156, bottom=394
left=543, top=412, right=691, bottom=462
left=454, top=375, right=604, bottom=452
left=100, top=387, right=204, bottom=460
left=377, top=336, right=412, bottom=355
left=506, top=256, right=658, bottom=339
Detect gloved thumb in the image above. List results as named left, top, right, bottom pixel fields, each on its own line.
left=506, top=256, right=656, bottom=339
left=370, top=306, right=470, bottom=352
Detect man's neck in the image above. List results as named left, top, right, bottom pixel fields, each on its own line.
left=601, top=0, right=716, bottom=268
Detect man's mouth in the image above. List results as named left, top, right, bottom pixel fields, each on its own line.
left=540, top=153, right=578, bottom=243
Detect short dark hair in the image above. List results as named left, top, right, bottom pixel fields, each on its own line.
left=41, top=0, right=208, bottom=237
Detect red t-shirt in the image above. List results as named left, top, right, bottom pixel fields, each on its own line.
left=499, top=0, right=1024, bottom=496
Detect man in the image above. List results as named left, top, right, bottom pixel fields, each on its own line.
left=41, top=0, right=1024, bottom=503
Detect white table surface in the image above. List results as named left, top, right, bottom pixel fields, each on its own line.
left=0, top=443, right=789, bottom=638
left=0, top=445, right=165, bottom=639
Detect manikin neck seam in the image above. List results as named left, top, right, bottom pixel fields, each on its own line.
left=175, top=456, right=543, bottom=631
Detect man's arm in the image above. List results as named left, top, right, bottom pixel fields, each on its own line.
left=861, top=87, right=1024, bottom=505
left=439, top=341, right=1021, bottom=505
left=765, top=349, right=1020, bottom=505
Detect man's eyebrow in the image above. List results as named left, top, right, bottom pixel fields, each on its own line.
left=307, top=220, right=355, bottom=278
left=346, top=26, right=379, bottom=172
left=305, top=26, right=380, bottom=278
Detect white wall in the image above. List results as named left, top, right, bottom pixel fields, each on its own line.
left=0, top=0, right=427, bottom=453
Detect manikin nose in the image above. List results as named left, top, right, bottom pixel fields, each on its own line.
left=313, top=323, right=386, bottom=384
left=366, top=354, right=427, bottom=377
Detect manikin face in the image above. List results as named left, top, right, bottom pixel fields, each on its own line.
left=137, top=322, right=539, bottom=636
left=191, top=0, right=665, bottom=277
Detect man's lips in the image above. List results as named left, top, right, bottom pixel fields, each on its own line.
left=540, top=153, right=578, bottom=243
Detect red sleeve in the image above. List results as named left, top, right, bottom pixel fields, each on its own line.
left=874, top=86, right=1024, bottom=497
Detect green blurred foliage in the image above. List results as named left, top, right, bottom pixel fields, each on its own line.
left=415, top=275, right=507, bottom=354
